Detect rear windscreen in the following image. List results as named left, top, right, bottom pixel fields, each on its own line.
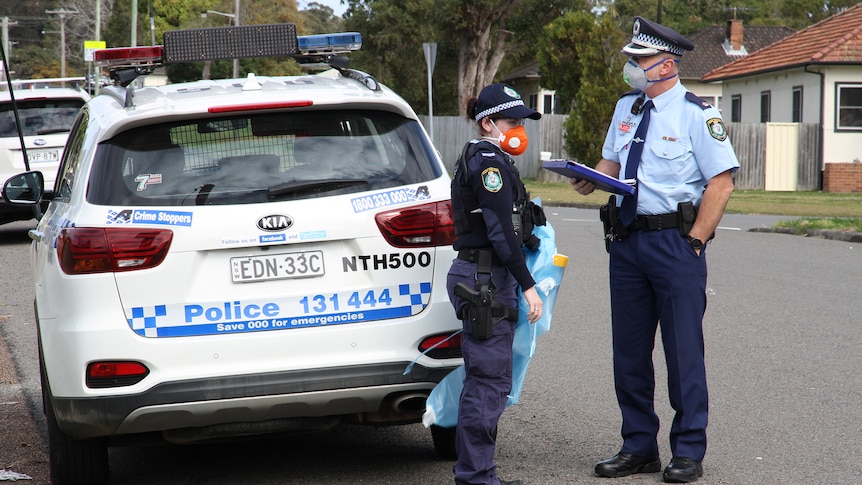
left=0, top=99, right=84, bottom=137
left=87, top=109, right=442, bottom=206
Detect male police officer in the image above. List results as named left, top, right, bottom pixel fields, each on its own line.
left=571, top=17, right=739, bottom=483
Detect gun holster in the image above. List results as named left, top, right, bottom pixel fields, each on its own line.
left=599, top=195, right=629, bottom=253
left=677, top=202, right=715, bottom=241
left=454, top=250, right=518, bottom=340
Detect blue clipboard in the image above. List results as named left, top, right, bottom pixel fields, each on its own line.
left=542, top=159, right=636, bottom=196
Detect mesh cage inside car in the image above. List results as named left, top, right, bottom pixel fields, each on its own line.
left=87, top=110, right=441, bottom=206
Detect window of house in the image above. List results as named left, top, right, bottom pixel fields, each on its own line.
left=792, top=86, right=803, bottom=122
left=731, top=95, right=741, bottom=122
left=760, top=91, right=771, bottom=122
left=836, top=83, right=862, bottom=130
left=543, top=95, right=553, bottom=114
left=529, top=94, right=538, bottom=111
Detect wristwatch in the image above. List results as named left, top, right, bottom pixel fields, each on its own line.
left=686, top=235, right=704, bottom=250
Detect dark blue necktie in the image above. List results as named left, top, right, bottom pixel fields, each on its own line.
left=619, top=99, right=654, bottom=226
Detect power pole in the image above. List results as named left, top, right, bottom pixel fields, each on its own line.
left=1, top=17, right=19, bottom=82
left=45, top=9, right=79, bottom=79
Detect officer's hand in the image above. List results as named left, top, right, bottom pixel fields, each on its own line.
left=523, top=286, right=543, bottom=324
left=569, top=177, right=595, bottom=195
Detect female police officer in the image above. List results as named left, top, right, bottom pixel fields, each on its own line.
left=447, top=83, right=544, bottom=485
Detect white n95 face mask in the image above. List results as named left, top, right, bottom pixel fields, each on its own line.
left=622, top=58, right=677, bottom=91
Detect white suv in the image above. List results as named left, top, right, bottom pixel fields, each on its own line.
left=0, top=78, right=89, bottom=224
left=4, top=25, right=461, bottom=484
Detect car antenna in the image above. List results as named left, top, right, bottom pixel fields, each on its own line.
left=0, top=41, right=31, bottom=172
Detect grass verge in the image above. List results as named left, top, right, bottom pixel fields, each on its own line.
left=523, top=180, right=862, bottom=232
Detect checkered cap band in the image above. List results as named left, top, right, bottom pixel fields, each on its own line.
left=632, top=33, right=685, bottom=56
left=475, top=99, right=526, bottom=121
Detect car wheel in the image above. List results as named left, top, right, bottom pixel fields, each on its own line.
left=430, top=425, right=457, bottom=460
left=40, top=347, right=110, bottom=484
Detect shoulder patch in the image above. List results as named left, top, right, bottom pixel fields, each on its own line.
left=707, top=117, right=727, bottom=141
left=482, top=167, right=503, bottom=192
left=685, top=92, right=711, bottom=110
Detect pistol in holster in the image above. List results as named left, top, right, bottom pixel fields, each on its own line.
left=677, top=201, right=715, bottom=241
left=453, top=250, right=518, bottom=340
left=599, top=195, right=629, bottom=253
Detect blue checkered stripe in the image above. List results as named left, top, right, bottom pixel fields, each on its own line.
left=400, top=282, right=432, bottom=314
left=126, top=282, right=433, bottom=338
left=128, top=305, right=167, bottom=337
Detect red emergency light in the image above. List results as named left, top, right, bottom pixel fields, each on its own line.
left=93, top=46, right=165, bottom=67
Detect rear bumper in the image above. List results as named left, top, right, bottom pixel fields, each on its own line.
left=52, top=361, right=457, bottom=439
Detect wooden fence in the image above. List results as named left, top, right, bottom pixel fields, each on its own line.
left=419, top=115, right=821, bottom=191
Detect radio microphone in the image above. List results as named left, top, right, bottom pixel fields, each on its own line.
left=631, top=97, right=645, bottom=115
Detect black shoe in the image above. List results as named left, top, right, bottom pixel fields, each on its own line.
left=662, top=457, right=703, bottom=483
left=500, top=480, right=523, bottom=485
left=595, top=453, right=661, bottom=478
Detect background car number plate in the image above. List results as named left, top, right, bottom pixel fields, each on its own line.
left=26, top=149, right=60, bottom=162
left=231, top=250, right=324, bottom=283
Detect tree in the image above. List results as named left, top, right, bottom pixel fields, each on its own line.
left=538, top=11, right=627, bottom=166
left=343, top=0, right=585, bottom=116
left=440, top=0, right=586, bottom=116
left=301, top=2, right=344, bottom=34
left=343, top=0, right=458, bottom=115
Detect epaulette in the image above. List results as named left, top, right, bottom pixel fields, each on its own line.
left=685, top=92, right=712, bottom=110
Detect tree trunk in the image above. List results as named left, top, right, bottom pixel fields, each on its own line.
left=455, top=0, right=522, bottom=117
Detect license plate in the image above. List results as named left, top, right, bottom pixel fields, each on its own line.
left=26, top=149, right=60, bottom=163
left=231, top=250, right=324, bottom=283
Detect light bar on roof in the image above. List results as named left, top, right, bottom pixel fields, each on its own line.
left=163, top=23, right=298, bottom=63
left=94, top=46, right=164, bottom=67
left=297, top=32, right=362, bottom=55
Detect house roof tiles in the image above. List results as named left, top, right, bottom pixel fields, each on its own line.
left=681, top=24, right=795, bottom=80
left=703, top=4, right=862, bottom=81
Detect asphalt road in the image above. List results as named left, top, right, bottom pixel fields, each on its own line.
left=1, top=208, right=860, bottom=484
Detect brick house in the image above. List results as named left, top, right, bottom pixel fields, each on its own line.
left=703, top=4, right=862, bottom=193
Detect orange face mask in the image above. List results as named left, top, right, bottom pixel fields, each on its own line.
left=490, top=120, right=529, bottom=156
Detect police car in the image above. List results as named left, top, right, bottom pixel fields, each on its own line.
left=0, top=78, right=89, bottom=224
left=3, top=24, right=461, bottom=484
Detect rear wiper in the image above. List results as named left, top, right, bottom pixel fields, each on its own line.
left=37, top=128, right=69, bottom=135
left=268, top=179, right=368, bottom=198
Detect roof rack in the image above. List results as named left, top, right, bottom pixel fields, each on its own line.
left=93, top=24, right=376, bottom=105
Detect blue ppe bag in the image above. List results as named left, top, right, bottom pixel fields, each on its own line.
left=422, top=204, right=567, bottom=428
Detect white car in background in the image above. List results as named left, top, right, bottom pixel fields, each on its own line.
left=3, top=25, right=462, bottom=484
left=0, top=78, right=89, bottom=224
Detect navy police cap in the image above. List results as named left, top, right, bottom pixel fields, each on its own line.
left=474, top=83, right=541, bottom=122
left=622, top=16, right=694, bottom=57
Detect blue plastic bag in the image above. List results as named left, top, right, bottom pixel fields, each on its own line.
left=422, top=205, right=567, bottom=428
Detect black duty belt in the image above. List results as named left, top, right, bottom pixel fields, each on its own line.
left=628, top=212, right=679, bottom=231
left=457, top=248, right=502, bottom=266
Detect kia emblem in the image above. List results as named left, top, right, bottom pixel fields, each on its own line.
left=34, top=138, right=47, bottom=146
left=257, top=214, right=293, bottom=231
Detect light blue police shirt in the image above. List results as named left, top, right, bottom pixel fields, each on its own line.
left=601, top=81, right=740, bottom=215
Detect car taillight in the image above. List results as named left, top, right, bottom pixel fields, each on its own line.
left=375, top=200, right=455, bottom=248
left=87, top=361, right=149, bottom=388
left=419, top=332, right=462, bottom=360
left=57, top=227, right=173, bottom=275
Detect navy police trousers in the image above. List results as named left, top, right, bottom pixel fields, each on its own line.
left=609, top=228, right=709, bottom=462
left=447, top=258, right=517, bottom=485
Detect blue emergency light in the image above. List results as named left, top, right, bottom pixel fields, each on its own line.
left=297, top=32, right=362, bottom=55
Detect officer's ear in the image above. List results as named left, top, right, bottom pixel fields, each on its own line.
left=480, top=117, right=496, bottom=135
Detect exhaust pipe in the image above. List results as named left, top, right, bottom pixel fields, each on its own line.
left=392, top=392, right=429, bottom=415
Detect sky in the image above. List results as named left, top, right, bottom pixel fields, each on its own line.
left=299, top=0, right=347, bottom=17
